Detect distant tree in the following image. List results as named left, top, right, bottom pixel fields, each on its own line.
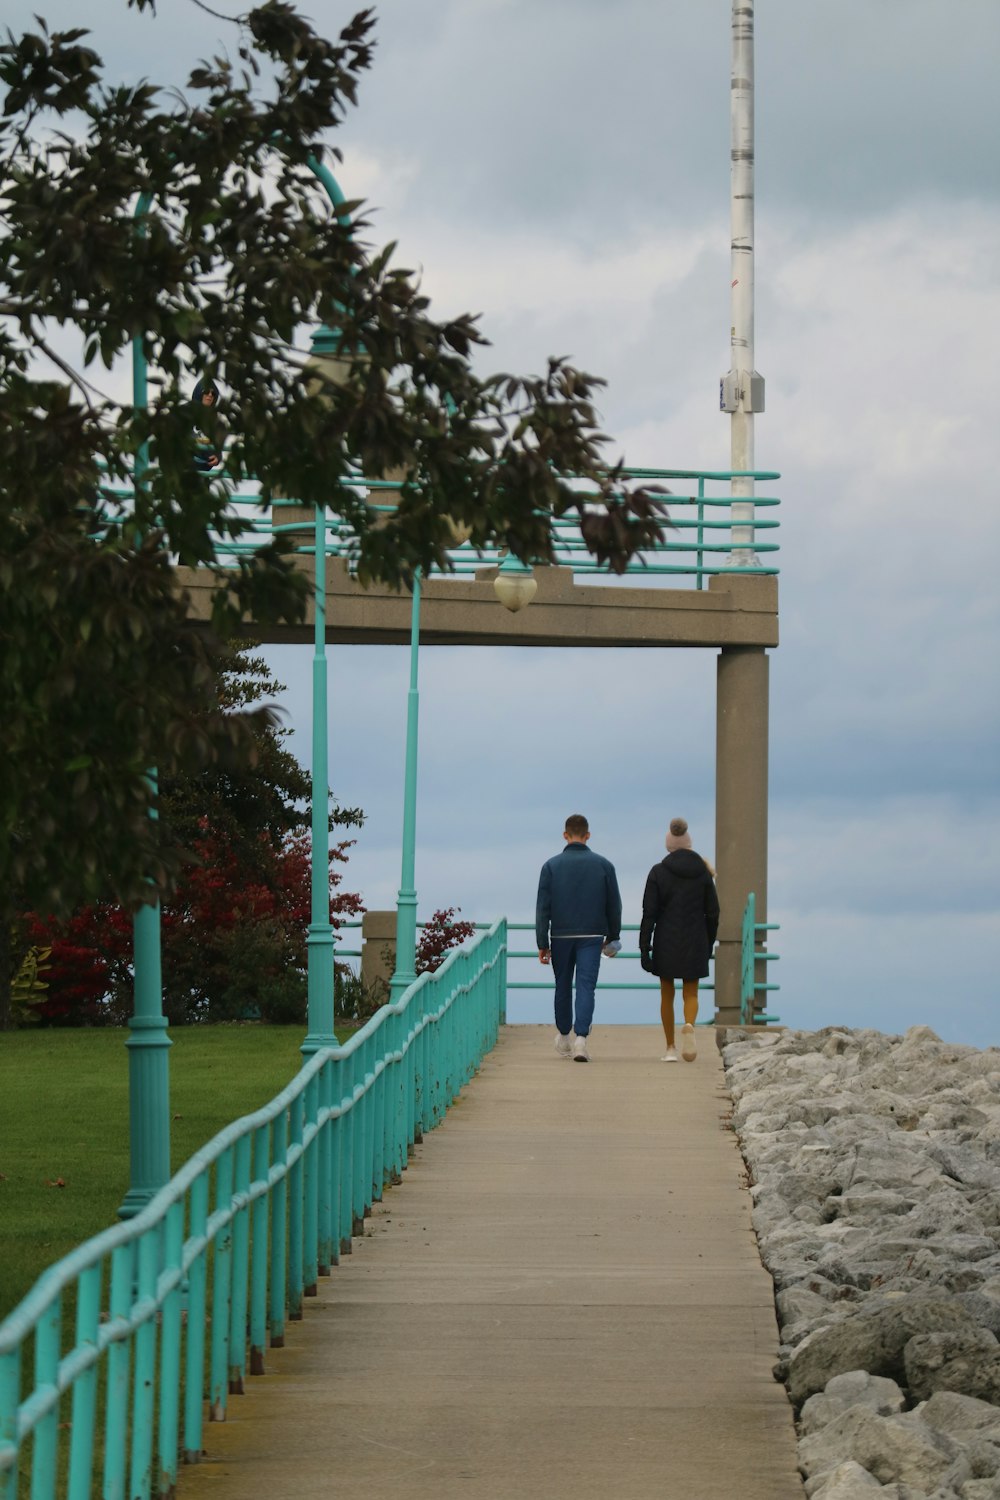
left=17, top=647, right=364, bottom=1025
left=0, top=1, right=668, bottom=1008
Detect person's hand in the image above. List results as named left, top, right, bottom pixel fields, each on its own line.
left=538, top=949, right=551, bottom=965
left=640, top=952, right=655, bottom=973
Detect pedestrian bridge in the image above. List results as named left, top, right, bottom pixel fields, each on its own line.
left=0, top=924, right=802, bottom=1500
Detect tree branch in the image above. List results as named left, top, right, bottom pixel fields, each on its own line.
left=187, top=0, right=242, bottom=21
left=33, top=338, right=106, bottom=408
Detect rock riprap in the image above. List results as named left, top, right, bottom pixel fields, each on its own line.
left=722, top=1025, right=1000, bottom=1500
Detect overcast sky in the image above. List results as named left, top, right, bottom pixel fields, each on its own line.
left=12, top=1, right=1000, bottom=1043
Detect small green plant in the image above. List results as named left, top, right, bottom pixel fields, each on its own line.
left=9, top=943, right=49, bottom=1026
left=334, top=969, right=388, bottom=1026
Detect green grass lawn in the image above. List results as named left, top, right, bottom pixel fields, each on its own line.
left=0, top=1025, right=350, bottom=1322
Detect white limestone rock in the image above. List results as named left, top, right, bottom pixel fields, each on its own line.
left=904, top=1328, right=1000, bottom=1405
left=787, top=1299, right=977, bottom=1406
left=722, top=1027, right=1000, bottom=1498
left=798, top=1407, right=970, bottom=1491
left=799, top=1371, right=907, bottom=1436
left=918, top=1391, right=1000, bottom=1441
left=958, top=1279, right=1000, bottom=1337
left=802, top=1459, right=882, bottom=1496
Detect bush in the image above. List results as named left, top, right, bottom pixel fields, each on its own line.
left=334, top=968, right=388, bottom=1027
left=416, top=908, right=477, bottom=974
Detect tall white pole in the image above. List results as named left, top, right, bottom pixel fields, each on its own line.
left=722, top=0, right=763, bottom=567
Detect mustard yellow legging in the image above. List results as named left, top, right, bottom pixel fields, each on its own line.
left=660, top=979, right=699, bottom=1047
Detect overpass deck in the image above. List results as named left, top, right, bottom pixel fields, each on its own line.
left=180, top=1025, right=802, bottom=1500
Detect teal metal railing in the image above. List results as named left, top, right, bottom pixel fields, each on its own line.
left=460, top=908, right=778, bottom=1023
left=98, top=467, right=779, bottom=585
left=740, top=892, right=780, bottom=1024
left=0, top=920, right=506, bottom=1500
left=503, top=923, right=718, bottom=999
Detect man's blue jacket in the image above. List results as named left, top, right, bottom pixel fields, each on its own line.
left=535, top=843, right=622, bottom=949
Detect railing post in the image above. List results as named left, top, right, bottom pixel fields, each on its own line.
left=105, top=1243, right=134, bottom=1493
left=31, top=1296, right=61, bottom=1500
left=183, top=1178, right=209, bottom=1462
left=355, top=1036, right=371, bottom=1221
left=269, top=1113, right=288, bottom=1348
left=157, top=1203, right=184, bottom=1496
left=0, top=1346, right=20, bottom=1500
left=67, top=1265, right=101, bottom=1500
left=741, top=893, right=755, bottom=1025
left=329, top=1056, right=350, bottom=1254
left=209, top=1153, right=235, bottom=1420
left=303, top=1074, right=319, bottom=1297
left=287, top=1096, right=305, bottom=1321
left=228, top=1135, right=252, bottom=1392
left=129, top=1232, right=158, bottom=1500
left=249, top=1127, right=270, bottom=1374
left=317, top=1059, right=334, bottom=1275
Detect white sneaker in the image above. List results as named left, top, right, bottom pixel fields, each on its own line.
left=661, top=1048, right=678, bottom=1063
left=572, top=1035, right=590, bottom=1063
left=681, top=1024, right=697, bottom=1062
left=554, top=1031, right=573, bottom=1058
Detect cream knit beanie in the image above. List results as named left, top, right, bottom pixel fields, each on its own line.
left=665, top=816, right=692, bottom=852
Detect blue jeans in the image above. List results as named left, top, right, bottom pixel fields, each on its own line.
left=551, top=937, right=603, bottom=1037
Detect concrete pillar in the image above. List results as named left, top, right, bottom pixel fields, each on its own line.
left=714, top=646, right=769, bottom=1026
left=361, top=910, right=397, bottom=999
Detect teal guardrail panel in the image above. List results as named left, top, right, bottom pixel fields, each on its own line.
left=97, top=466, right=780, bottom=584
left=0, top=919, right=507, bottom=1499
left=741, top=893, right=780, bottom=1025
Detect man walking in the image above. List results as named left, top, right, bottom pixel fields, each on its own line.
left=536, top=814, right=622, bottom=1062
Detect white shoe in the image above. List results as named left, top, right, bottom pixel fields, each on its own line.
left=661, top=1048, right=678, bottom=1063
left=554, top=1031, right=573, bottom=1058
left=572, top=1035, right=590, bottom=1063
left=681, top=1024, right=697, bottom=1062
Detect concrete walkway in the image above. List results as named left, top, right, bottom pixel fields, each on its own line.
left=182, top=1026, right=804, bottom=1499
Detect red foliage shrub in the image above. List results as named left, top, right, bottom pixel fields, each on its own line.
left=415, top=908, right=476, bottom=975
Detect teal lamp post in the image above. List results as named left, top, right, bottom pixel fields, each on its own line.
left=300, top=317, right=342, bottom=1056
left=388, top=570, right=423, bottom=1001
left=119, top=193, right=171, bottom=1220
left=121, top=162, right=350, bottom=1215
left=388, top=546, right=535, bottom=1000
left=300, top=156, right=351, bottom=1055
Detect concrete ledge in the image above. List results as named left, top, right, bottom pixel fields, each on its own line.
left=179, top=560, right=778, bottom=650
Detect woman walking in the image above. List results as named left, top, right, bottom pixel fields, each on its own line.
left=640, top=818, right=720, bottom=1063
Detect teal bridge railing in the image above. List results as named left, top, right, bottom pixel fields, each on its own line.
left=340, top=896, right=780, bottom=1024
left=98, top=466, right=780, bottom=584
left=741, top=892, right=780, bottom=1025
left=503, top=897, right=778, bottom=1024
left=0, top=921, right=506, bottom=1500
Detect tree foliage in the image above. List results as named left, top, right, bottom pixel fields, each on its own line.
left=17, top=647, right=364, bottom=1026
left=415, top=908, right=477, bottom=976
left=0, top=1, right=668, bottom=943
